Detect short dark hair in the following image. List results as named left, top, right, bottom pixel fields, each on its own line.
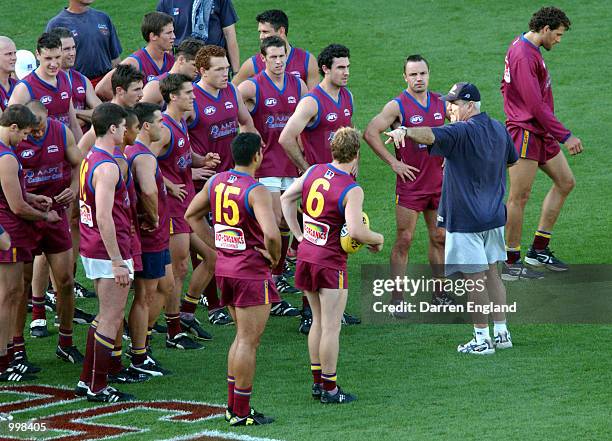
left=317, top=44, right=350, bottom=76
left=48, top=27, right=73, bottom=41
left=256, top=10, right=289, bottom=35
left=125, top=107, right=139, bottom=128
left=141, top=12, right=174, bottom=42
left=92, top=102, right=128, bottom=137
left=159, top=73, right=191, bottom=104
left=132, top=102, right=161, bottom=128
left=36, top=33, right=62, bottom=53
left=176, top=38, right=205, bottom=61
left=404, top=54, right=429, bottom=74
left=260, top=36, right=286, bottom=57
left=111, top=64, right=144, bottom=95
left=0, top=104, right=37, bottom=129
left=232, top=133, right=261, bottom=166
left=529, top=7, right=571, bottom=32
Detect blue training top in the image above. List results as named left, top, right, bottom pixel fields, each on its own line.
left=430, top=112, right=518, bottom=233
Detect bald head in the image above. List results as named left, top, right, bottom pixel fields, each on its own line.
left=0, top=36, right=17, bottom=74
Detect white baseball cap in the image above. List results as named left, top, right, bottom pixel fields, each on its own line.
left=15, top=50, right=37, bottom=79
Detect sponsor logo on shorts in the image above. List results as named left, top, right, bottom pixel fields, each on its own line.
left=41, top=95, right=52, bottom=105
left=224, top=100, right=234, bottom=109
left=326, top=112, right=338, bottom=122
left=20, top=149, right=35, bottom=158
left=410, top=115, right=424, bottom=124
left=288, top=96, right=297, bottom=104
left=204, top=105, right=216, bottom=115
left=303, top=214, right=330, bottom=246
left=214, top=224, right=246, bottom=251
left=265, top=98, right=277, bottom=107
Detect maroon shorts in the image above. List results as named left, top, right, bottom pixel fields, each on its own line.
left=0, top=246, right=34, bottom=263
left=396, top=192, right=440, bottom=212
left=33, top=211, right=72, bottom=255
left=169, top=216, right=191, bottom=235
left=507, top=126, right=561, bottom=166
left=216, top=276, right=280, bottom=308
left=295, top=261, right=348, bottom=292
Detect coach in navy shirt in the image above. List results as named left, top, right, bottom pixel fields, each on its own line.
left=156, top=0, right=240, bottom=73
left=46, top=0, right=122, bottom=83
left=385, top=82, right=518, bottom=356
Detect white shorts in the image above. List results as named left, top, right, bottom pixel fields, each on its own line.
left=444, top=226, right=506, bottom=276
left=258, top=177, right=295, bottom=192
left=81, top=256, right=135, bottom=280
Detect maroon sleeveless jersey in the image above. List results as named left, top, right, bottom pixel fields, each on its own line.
left=21, top=71, right=72, bottom=126
left=301, top=85, right=353, bottom=165
left=0, top=141, right=36, bottom=248
left=68, top=68, right=88, bottom=111
left=252, top=46, right=312, bottom=83
left=188, top=82, right=239, bottom=178
left=158, top=113, right=194, bottom=217
left=127, top=48, right=174, bottom=85
left=14, top=119, right=71, bottom=211
left=394, top=91, right=445, bottom=196
left=113, top=147, right=141, bottom=261
left=125, top=141, right=170, bottom=253
left=209, top=169, right=270, bottom=279
left=0, top=78, right=17, bottom=111
left=249, top=72, right=301, bottom=178
left=79, top=147, right=132, bottom=260
left=297, top=163, right=358, bottom=271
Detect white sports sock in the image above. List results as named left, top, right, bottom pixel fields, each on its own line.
left=493, top=321, right=508, bottom=335
left=474, top=326, right=490, bottom=344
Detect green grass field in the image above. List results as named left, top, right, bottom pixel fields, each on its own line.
left=1, top=1, right=611, bottom=440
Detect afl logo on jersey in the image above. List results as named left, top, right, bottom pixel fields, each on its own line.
left=41, top=96, right=52, bottom=105
left=224, top=101, right=234, bottom=110
left=204, top=105, right=216, bottom=115
left=410, top=115, right=424, bottom=124
left=265, top=98, right=277, bottom=107
left=326, top=113, right=338, bottom=122
left=76, top=86, right=85, bottom=94
left=178, top=138, right=185, bottom=148
left=288, top=96, right=297, bottom=104
left=20, top=149, right=35, bottom=159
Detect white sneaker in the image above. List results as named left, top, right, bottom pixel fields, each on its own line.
left=494, top=331, right=513, bottom=349
left=457, top=335, right=495, bottom=355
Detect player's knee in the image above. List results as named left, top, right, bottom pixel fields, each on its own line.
left=557, top=175, right=576, bottom=195
left=396, top=230, right=414, bottom=250
left=430, top=230, right=445, bottom=248
left=174, top=260, right=189, bottom=280
left=54, top=272, right=73, bottom=291
left=509, top=188, right=531, bottom=207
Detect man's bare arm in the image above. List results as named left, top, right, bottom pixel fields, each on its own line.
left=279, top=96, right=317, bottom=173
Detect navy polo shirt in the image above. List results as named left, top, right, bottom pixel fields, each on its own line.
left=430, top=112, right=518, bottom=233
left=156, top=0, right=238, bottom=47
left=46, top=7, right=122, bottom=79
